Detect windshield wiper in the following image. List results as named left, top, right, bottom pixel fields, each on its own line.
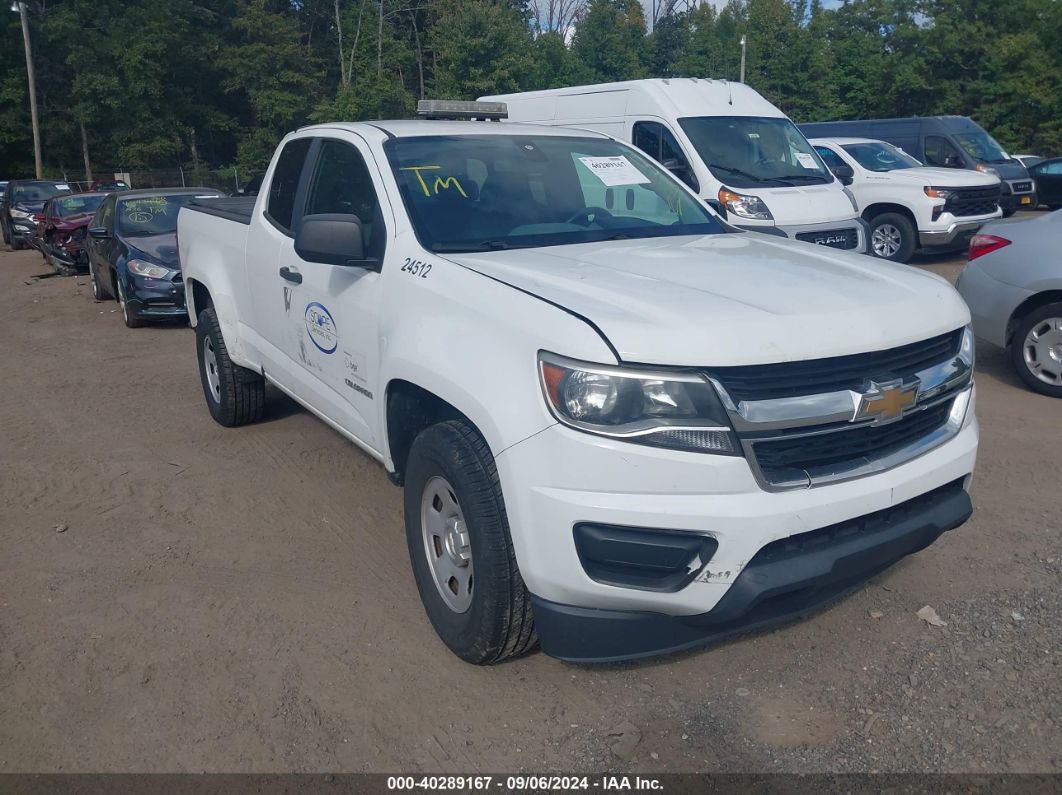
left=708, top=164, right=789, bottom=185
left=772, top=173, right=829, bottom=183
left=432, top=239, right=511, bottom=253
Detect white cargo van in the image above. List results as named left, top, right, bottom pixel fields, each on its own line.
left=483, top=78, right=868, bottom=254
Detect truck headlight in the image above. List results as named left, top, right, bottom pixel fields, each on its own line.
left=960, top=324, right=975, bottom=370
left=538, top=353, right=738, bottom=454
left=923, top=187, right=954, bottom=200
left=718, top=188, right=773, bottom=221
left=126, top=258, right=175, bottom=279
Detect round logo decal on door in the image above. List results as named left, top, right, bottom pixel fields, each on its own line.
left=304, top=302, right=339, bottom=354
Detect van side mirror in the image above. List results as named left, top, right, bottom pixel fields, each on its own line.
left=88, top=226, right=109, bottom=239
left=944, top=154, right=962, bottom=168
left=829, top=164, right=854, bottom=185
left=705, top=199, right=726, bottom=218
left=295, top=213, right=377, bottom=268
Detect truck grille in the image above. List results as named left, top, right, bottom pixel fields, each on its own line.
left=945, top=186, right=1001, bottom=217
left=708, top=328, right=964, bottom=403
left=752, top=402, right=951, bottom=475
left=794, top=228, right=859, bottom=250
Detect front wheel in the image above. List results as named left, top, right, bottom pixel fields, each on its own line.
left=195, top=307, right=266, bottom=426
left=116, top=277, right=145, bottom=328
left=404, top=420, right=537, bottom=664
left=867, top=212, right=916, bottom=263
left=89, top=261, right=111, bottom=300
left=1010, top=302, right=1062, bottom=397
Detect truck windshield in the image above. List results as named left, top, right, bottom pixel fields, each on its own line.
left=385, top=134, right=723, bottom=253
left=678, top=116, right=833, bottom=188
left=842, top=142, right=922, bottom=172
left=953, top=131, right=1009, bottom=164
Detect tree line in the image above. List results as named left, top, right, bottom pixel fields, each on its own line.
left=1, top=0, right=1059, bottom=182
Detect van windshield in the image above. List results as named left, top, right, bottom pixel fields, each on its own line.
left=842, top=142, right=922, bottom=172
left=678, top=116, right=833, bottom=188
left=385, top=135, right=723, bottom=253
left=953, top=131, right=1009, bottom=164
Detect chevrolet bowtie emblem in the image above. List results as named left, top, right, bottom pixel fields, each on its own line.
left=855, top=379, right=919, bottom=424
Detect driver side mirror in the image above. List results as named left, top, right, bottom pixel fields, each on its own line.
left=829, top=164, right=854, bottom=185
left=295, top=213, right=378, bottom=269
left=88, top=226, right=109, bottom=239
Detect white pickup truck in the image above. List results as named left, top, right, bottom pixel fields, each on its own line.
left=177, top=104, right=979, bottom=664
left=811, top=137, right=1002, bottom=263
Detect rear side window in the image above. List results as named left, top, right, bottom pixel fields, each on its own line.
left=266, top=138, right=312, bottom=232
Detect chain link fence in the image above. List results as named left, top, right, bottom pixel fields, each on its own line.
left=53, top=167, right=256, bottom=195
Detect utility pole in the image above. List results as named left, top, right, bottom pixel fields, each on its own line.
left=14, top=1, right=43, bottom=177
left=739, top=34, right=747, bottom=84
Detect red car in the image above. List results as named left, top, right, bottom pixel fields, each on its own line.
left=29, top=192, right=108, bottom=275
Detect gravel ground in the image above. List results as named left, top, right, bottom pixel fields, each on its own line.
left=0, top=238, right=1059, bottom=774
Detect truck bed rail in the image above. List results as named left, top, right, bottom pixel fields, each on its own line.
left=186, top=196, right=255, bottom=225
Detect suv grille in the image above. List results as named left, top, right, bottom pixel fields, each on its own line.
left=1011, top=181, right=1032, bottom=193
left=709, top=328, right=964, bottom=403
left=946, top=186, right=1000, bottom=217
left=795, top=228, right=859, bottom=250
left=752, top=402, right=951, bottom=475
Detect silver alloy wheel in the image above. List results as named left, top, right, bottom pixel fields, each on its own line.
left=1022, top=316, right=1062, bottom=386
left=420, top=475, right=473, bottom=613
left=118, top=281, right=130, bottom=323
left=90, top=264, right=100, bottom=299
left=202, top=336, right=222, bottom=404
left=871, top=223, right=902, bottom=258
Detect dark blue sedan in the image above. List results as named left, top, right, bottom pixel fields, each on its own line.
left=85, top=188, right=222, bottom=327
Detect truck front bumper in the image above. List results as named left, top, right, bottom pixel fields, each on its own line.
left=496, top=411, right=977, bottom=662
left=919, top=220, right=987, bottom=249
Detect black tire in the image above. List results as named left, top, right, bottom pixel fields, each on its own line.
left=89, top=262, right=111, bottom=300
left=1010, top=302, right=1062, bottom=398
left=10, top=234, right=25, bottom=251
left=1, top=220, right=10, bottom=246
left=116, top=278, right=145, bottom=328
left=404, top=419, right=537, bottom=664
left=1002, top=208, right=1017, bottom=218
left=867, top=212, right=916, bottom=263
left=196, top=306, right=265, bottom=426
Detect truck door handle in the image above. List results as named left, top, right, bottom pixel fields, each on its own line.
left=279, top=266, right=302, bottom=284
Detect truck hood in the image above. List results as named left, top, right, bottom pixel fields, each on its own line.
left=865, top=167, right=1000, bottom=188
left=749, top=183, right=856, bottom=226
left=447, top=233, right=969, bottom=367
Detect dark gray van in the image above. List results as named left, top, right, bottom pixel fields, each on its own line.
left=799, top=116, right=1036, bottom=215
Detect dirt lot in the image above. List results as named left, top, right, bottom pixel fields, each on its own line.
left=0, top=243, right=1059, bottom=774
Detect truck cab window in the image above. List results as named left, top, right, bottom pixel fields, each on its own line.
left=633, top=121, right=698, bottom=190
left=814, top=146, right=845, bottom=170
left=303, top=139, right=386, bottom=261
left=925, top=136, right=962, bottom=168
left=266, top=137, right=312, bottom=232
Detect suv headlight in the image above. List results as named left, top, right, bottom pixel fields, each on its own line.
left=10, top=206, right=32, bottom=219
left=538, top=353, right=738, bottom=454
left=718, top=188, right=773, bottom=221
left=126, top=258, right=175, bottom=279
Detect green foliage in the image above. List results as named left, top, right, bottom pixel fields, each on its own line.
left=1, top=0, right=1060, bottom=179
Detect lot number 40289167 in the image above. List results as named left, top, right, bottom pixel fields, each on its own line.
left=401, top=258, right=432, bottom=278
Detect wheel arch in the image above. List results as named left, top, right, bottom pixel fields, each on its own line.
left=385, top=379, right=475, bottom=486
left=1006, top=290, right=1062, bottom=345
left=862, top=203, right=918, bottom=228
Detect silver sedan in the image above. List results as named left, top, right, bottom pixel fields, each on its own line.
left=956, top=210, right=1062, bottom=397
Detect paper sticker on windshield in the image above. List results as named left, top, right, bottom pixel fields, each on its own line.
left=55, top=184, right=70, bottom=190
left=578, top=156, right=651, bottom=187
left=795, top=153, right=818, bottom=170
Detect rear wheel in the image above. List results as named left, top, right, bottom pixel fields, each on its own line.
left=867, top=212, right=916, bottom=263
left=404, top=419, right=537, bottom=664
left=10, top=234, right=25, bottom=251
left=89, top=262, right=111, bottom=300
left=1010, top=302, right=1062, bottom=398
left=196, top=306, right=265, bottom=426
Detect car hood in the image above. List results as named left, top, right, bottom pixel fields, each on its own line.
left=446, top=233, right=970, bottom=367
left=126, top=233, right=179, bottom=268
left=871, top=167, right=1001, bottom=188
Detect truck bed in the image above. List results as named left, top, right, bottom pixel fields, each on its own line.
left=187, top=196, right=256, bottom=225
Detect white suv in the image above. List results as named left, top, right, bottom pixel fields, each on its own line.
left=811, top=137, right=1002, bottom=263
